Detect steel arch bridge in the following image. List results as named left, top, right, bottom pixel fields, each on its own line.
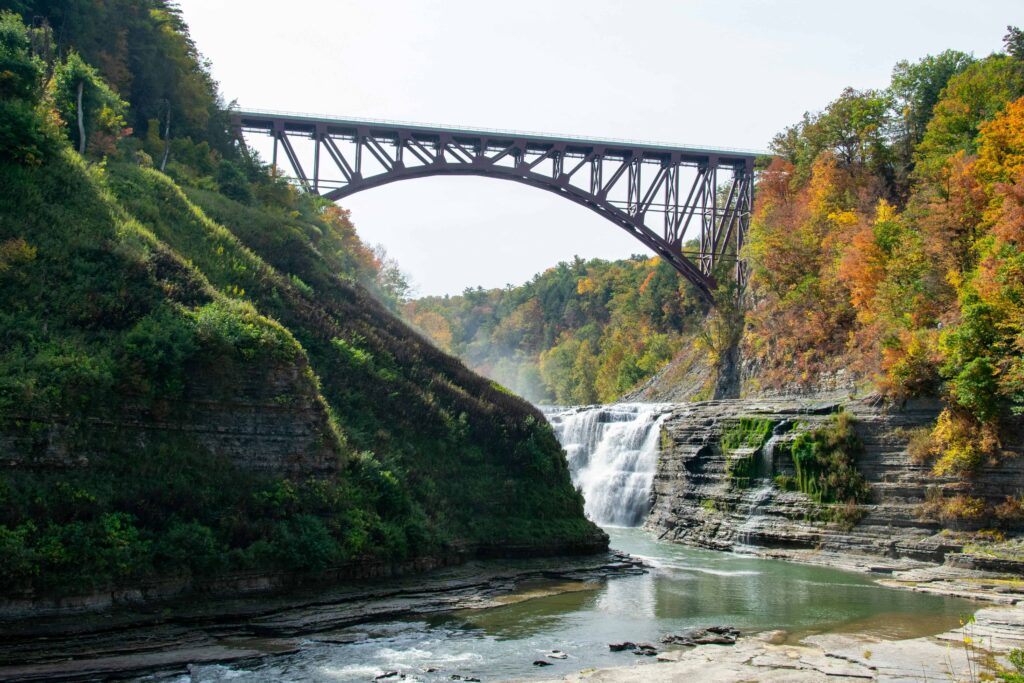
left=231, top=110, right=758, bottom=303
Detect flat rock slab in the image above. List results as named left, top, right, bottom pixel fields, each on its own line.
left=527, top=603, right=1024, bottom=683
left=0, top=551, right=646, bottom=679
left=0, top=644, right=288, bottom=682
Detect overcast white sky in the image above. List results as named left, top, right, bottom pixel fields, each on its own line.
left=177, top=0, right=1018, bottom=296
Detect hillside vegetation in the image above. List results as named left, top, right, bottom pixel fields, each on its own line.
left=0, top=6, right=601, bottom=599
left=744, top=28, right=1024, bottom=478
left=405, top=255, right=711, bottom=404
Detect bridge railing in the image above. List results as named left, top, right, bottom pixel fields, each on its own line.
left=234, top=107, right=770, bottom=159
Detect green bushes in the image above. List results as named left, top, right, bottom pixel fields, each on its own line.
left=786, top=413, right=871, bottom=505
left=0, top=13, right=57, bottom=165
left=0, top=440, right=435, bottom=592
left=193, top=299, right=301, bottom=361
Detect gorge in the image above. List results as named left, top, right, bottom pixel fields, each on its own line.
left=3, top=2, right=1024, bottom=681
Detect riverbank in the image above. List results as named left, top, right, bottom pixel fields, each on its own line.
left=529, top=602, right=1024, bottom=682
left=3, top=530, right=1021, bottom=682
left=0, top=551, right=644, bottom=681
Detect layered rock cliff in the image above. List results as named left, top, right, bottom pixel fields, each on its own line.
left=645, top=398, right=1024, bottom=566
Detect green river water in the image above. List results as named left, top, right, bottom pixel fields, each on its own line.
left=182, top=527, right=976, bottom=682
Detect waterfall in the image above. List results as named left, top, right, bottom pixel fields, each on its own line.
left=735, top=484, right=773, bottom=547
left=543, top=404, right=671, bottom=527
left=735, top=420, right=790, bottom=550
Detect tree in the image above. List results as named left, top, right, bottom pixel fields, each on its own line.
left=890, top=50, right=974, bottom=186
left=11, top=1, right=234, bottom=156
left=0, top=12, right=57, bottom=164
left=370, top=244, right=411, bottom=310
left=1006, top=25, right=1024, bottom=60
left=51, top=51, right=126, bottom=156
left=914, top=56, right=1024, bottom=180
left=772, top=87, right=893, bottom=189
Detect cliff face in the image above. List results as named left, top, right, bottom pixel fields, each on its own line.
left=1, top=359, right=341, bottom=476
left=646, top=398, right=1024, bottom=565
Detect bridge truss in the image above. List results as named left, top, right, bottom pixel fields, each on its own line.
left=232, top=110, right=758, bottom=302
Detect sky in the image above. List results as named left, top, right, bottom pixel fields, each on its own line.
left=177, top=0, right=1018, bottom=296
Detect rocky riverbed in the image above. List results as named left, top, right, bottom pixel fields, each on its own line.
left=530, top=602, right=1024, bottom=682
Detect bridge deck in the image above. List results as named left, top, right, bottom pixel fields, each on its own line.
left=234, top=108, right=762, bottom=167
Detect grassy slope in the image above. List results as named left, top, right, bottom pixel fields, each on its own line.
left=0, top=147, right=602, bottom=597
left=110, top=168, right=597, bottom=547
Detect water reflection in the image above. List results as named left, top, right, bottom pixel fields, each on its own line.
left=194, top=528, right=977, bottom=683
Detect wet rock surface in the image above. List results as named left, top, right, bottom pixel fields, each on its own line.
left=661, top=626, right=740, bottom=646
left=0, top=551, right=644, bottom=681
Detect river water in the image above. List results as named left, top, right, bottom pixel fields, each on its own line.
left=177, top=404, right=976, bottom=682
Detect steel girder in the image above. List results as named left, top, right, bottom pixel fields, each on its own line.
left=232, top=110, right=757, bottom=302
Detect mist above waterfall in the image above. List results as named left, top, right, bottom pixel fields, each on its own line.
left=544, top=404, right=671, bottom=527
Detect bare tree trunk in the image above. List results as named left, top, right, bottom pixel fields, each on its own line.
left=76, top=80, right=85, bottom=155
left=160, top=104, right=171, bottom=172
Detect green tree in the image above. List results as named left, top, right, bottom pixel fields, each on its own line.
left=773, top=87, right=894, bottom=187
left=1006, top=25, right=1024, bottom=60
left=914, top=56, right=1024, bottom=179
left=890, top=50, right=974, bottom=184
left=51, top=51, right=126, bottom=155
left=0, top=11, right=54, bottom=163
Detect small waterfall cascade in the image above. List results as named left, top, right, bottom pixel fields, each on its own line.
left=757, top=427, right=783, bottom=478
left=735, top=420, right=791, bottom=549
left=735, top=484, right=774, bottom=547
left=543, top=403, right=671, bottom=527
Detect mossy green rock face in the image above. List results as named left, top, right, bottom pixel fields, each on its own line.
left=0, top=145, right=603, bottom=600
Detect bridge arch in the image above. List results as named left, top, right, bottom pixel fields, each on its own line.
left=232, top=110, right=757, bottom=303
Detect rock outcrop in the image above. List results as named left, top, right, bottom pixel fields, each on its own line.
left=645, top=397, right=1024, bottom=566
left=0, top=359, right=342, bottom=475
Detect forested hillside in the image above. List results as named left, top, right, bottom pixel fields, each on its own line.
left=744, top=28, right=1024, bottom=478
left=405, top=256, right=710, bottom=404
left=0, top=4, right=602, bottom=599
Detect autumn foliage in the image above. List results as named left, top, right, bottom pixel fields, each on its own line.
left=744, top=31, right=1024, bottom=475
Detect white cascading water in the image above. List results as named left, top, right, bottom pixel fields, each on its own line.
left=543, top=404, right=671, bottom=527
left=735, top=424, right=788, bottom=548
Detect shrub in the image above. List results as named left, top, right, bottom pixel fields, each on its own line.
left=216, top=160, right=254, bottom=205
left=774, top=474, right=798, bottom=491
left=192, top=299, right=300, bottom=361
left=930, top=408, right=1001, bottom=476
left=903, top=426, right=935, bottom=464
left=787, top=412, right=871, bottom=505
left=922, top=494, right=990, bottom=524
left=270, top=515, right=338, bottom=572
left=1001, top=648, right=1024, bottom=682
left=994, top=496, right=1024, bottom=525
left=153, top=520, right=227, bottom=577
left=121, top=304, right=198, bottom=395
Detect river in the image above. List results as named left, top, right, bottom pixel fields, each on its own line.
left=170, top=404, right=976, bottom=682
